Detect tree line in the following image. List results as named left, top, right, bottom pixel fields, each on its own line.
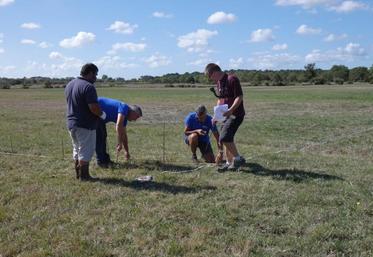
left=1, top=64, right=373, bottom=89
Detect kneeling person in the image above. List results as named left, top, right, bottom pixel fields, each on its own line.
left=184, top=105, right=223, bottom=163
left=96, top=97, right=142, bottom=167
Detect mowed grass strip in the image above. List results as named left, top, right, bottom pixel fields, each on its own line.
left=0, top=84, right=372, bottom=256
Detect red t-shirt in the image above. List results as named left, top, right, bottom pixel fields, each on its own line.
left=217, top=73, right=245, bottom=117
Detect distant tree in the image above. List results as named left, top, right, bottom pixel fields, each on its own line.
left=330, top=65, right=349, bottom=83
left=349, top=66, right=369, bottom=82
left=101, top=75, right=108, bottom=81
left=369, top=65, right=373, bottom=83
left=304, top=63, right=317, bottom=81
left=272, top=73, right=285, bottom=86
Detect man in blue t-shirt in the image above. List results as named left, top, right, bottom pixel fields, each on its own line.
left=96, top=97, right=142, bottom=168
left=184, top=105, right=223, bottom=163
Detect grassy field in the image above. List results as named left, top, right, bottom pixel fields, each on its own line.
left=0, top=84, right=372, bottom=256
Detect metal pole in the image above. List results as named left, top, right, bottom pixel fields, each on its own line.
left=10, top=135, right=14, bottom=153
left=61, top=134, right=65, bottom=159
left=163, top=121, right=166, bottom=163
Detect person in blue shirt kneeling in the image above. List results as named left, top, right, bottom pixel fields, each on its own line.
left=97, top=97, right=142, bottom=168
left=184, top=105, right=223, bottom=163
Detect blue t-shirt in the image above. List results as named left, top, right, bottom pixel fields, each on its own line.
left=184, top=112, right=217, bottom=143
left=65, top=77, right=98, bottom=130
left=98, top=97, right=129, bottom=127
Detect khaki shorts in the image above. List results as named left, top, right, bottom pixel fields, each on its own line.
left=69, top=127, right=96, bottom=162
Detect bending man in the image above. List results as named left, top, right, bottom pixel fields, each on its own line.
left=96, top=97, right=142, bottom=168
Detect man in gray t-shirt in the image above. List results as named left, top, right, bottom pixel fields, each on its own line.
left=65, top=63, right=106, bottom=181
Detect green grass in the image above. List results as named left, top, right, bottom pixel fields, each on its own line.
left=1, top=84, right=373, bottom=256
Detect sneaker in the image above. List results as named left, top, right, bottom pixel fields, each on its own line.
left=227, top=158, right=242, bottom=171
left=217, top=163, right=230, bottom=173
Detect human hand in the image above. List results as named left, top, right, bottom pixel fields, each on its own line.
left=196, top=129, right=206, bottom=135
left=215, top=152, right=224, bottom=164
left=100, top=111, right=107, bottom=120
left=223, top=109, right=233, bottom=117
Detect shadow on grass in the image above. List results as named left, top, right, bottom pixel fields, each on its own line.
left=111, top=160, right=197, bottom=173
left=240, top=162, right=343, bottom=182
left=92, top=177, right=217, bottom=194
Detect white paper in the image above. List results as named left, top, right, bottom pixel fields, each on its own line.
left=213, top=104, right=228, bottom=122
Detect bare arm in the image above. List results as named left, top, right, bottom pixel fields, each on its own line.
left=184, top=126, right=206, bottom=136
left=224, top=95, right=243, bottom=117
left=212, top=131, right=222, bottom=150
left=116, top=113, right=130, bottom=159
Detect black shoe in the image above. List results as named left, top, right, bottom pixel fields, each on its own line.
left=74, top=160, right=80, bottom=179
left=217, top=163, right=230, bottom=173
left=80, top=165, right=94, bottom=181
left=97, top=160, right=115, bottom=169
left=192, top=155, right=198, bottom=164
left=97, top=162, right=109, bottom=169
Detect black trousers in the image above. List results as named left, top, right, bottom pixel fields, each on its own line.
left=96, top=120, right=111, bottom=164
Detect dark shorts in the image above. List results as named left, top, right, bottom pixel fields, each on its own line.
left=219, top=115, right=244, bottom=143
left=184, top=136, right=213, bottom=156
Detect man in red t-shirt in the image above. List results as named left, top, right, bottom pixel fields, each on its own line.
left=205, top=63, right=246, bottom=171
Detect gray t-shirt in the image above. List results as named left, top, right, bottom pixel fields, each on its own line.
left=65, top=77, right=98, bottom=130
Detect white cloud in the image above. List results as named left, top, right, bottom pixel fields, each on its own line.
left=20, top=39, right=36, bottom=44
left=59, top=32, right=95, bottom=48
left=324, top=33, right=347, bottom=42
left=39, top=41, right=52, bottom=48
left=275, top=0, right=369, bottom=12
left=248, top=52, right=300, bottom=69
left=0, top=0, right=14, bottom=6
left=207, top=11, right=236, bottom=24
left=342, top=42, right=365, bottom=55
left=0, top=65, right=16, bottom=73
left=46, top=52, right=84, bottom=76
left=0, top=48, right=4, bottom=53
left=152, top=11, right=173, bottom=18
left=250, top=29, right=275, bottom=42
left=49, top=51, right=64, bottom=60
left=296, top=24, right=321, bottom=35
left=275, top=0, right=334, bottom=8
left=329, top=1, right=367, bottom=12
left=178, top=29, right=218, bottom=53
left=107, top=21, right=138, bottom=34
left=272, top=43, right=288, bottom=51
left=21, top=22, right=41, bottom=29
left=229, top=57, right=244, bottom=69
left=108, top=42, right=147, bottom=55
left=305, top=42, right=366, bottom=63
left=144, top=53, right=171, bottom=68
left=95, top=56, right=138, bottom=69
left=187, top=58, right=211, bottom=66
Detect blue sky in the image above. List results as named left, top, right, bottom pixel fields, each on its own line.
left=0, top=0, right=372, bottom=79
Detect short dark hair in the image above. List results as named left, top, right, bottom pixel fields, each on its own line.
left=130, top=104, right=142, bottom=117
left=204, top=63, right=222, bottom=75
left=196, top=105, right=207, bottom=115
left=80, top=63, right=98, bottom=76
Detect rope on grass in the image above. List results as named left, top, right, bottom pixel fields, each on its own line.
left=0, top=151, right=49, bottom=158
left=161, top=163, right=215, bottom=174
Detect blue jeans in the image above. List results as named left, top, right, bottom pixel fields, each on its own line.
left=96, top=120, right=111, bottom=164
